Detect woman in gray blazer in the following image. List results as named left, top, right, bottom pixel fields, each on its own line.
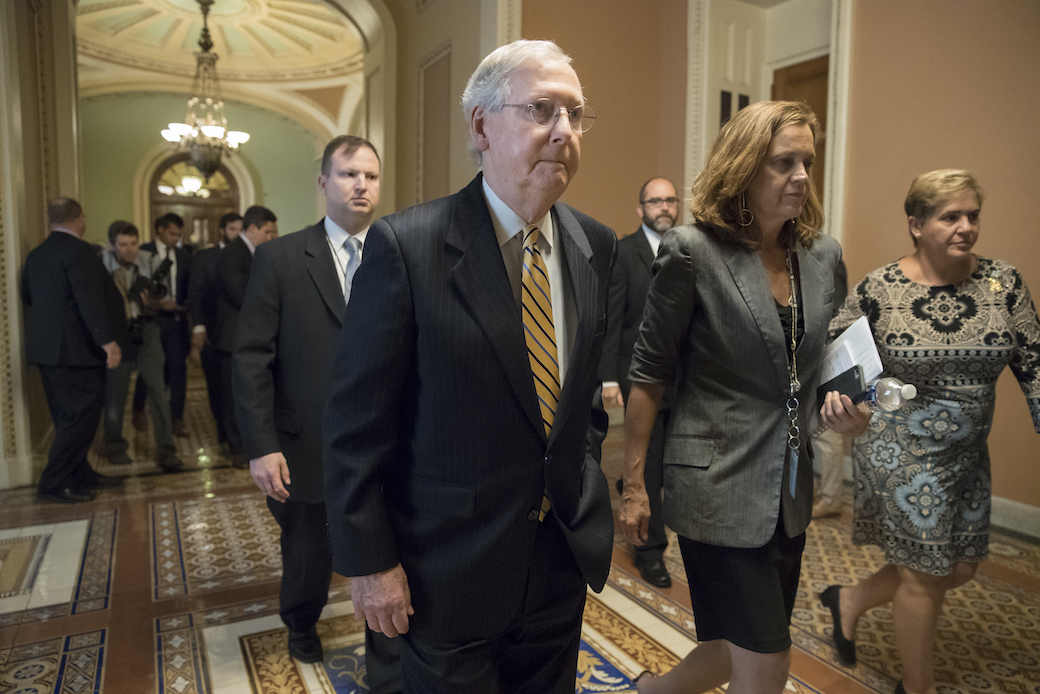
left=619, top=101, right=870, bottom=693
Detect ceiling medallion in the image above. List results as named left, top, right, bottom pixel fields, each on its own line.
left=160, top=0, right=249, bottom=180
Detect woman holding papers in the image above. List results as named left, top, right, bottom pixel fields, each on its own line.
left=618, top=101, right=870, bottom=694
left=822, top=169, right=1040, bottom=694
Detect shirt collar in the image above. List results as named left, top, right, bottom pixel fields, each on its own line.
left=240, top=233, right=256, bottom=256
left=641, top=223, right=663, bottom=254
left=482, top=178, right=554, bottom=250
left=324, top=216, right=370, bottom=248
left=51, top=227, right=79, bottom=237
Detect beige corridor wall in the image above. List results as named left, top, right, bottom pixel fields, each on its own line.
left=842, top=1, right=1040, bottom=507
left=522, top=0, right=688, bottom=238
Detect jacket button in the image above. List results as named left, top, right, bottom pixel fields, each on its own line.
left=544, top=453, right=552, bottom=465
left=528, top=510, right=539, bottom=521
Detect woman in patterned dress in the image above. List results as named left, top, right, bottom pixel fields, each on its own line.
left=820, top=170, right=1040, bottom=694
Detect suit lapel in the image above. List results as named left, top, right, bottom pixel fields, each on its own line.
left=549, top=204, right=597, bottom=446
left=726, top=248, right=790, bottom=389
left=632, top=228, right=655, bottom=273
left=304, top=223, right=346, bottom=326
left=794, top=244, right=829, bottom=372
left=447, top=177, right=544, bottom=438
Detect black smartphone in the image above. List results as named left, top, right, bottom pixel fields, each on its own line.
left=816, top=365, right=865, bottom=405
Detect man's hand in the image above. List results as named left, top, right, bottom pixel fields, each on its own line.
left=602, top=384, right=625, bottom=408
left=618, top=480, right=651, bottom=547
left=819, top=390, right=872, bottom=438
left=102, top=341, right=121, bottom=369
left=140, top=291, right=163, bottom=311
left=352, top=564, right=414, bottom=637
left=159, top=297, right=178, bottom=312
left=249, top=452, right=291, bottom=502
left=191, top=329, right=207, bottom=351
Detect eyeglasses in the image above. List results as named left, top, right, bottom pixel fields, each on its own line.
left=503, top=98, right=597, bottom=133
left=641, top=197, right=679, bottom=207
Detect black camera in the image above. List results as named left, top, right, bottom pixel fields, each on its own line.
left=129, top=257, right=173, bottom=299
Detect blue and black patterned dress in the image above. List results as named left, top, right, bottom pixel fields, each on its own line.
left=830, top=257, right=1040, bottom=575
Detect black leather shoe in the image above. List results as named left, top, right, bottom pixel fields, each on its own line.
left=37, top=487, right=96, bottom=503
left=87, top=474, right=124, bottom=489
left=288, top=629, right=323, bottom=663
left=107, top=451, right=132, bottom=466
left=634, top=557, right=672, bottom=588
left=820, top=585, right=857, bottom=666
left=615, top=478, right=624, bottom=495
left=894, top=681, right=906, bottom=694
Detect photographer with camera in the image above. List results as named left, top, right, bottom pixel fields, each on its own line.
left=101, top=221, right=183, bottom=472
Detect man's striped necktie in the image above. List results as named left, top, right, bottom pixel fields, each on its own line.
left=521, top=226, right=559, bottom=521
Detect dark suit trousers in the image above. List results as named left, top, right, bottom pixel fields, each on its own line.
left=199, top=343, right=225, bottom=442
left=635, top=409, right=670, bottom=562
left=216, top=349, right=241, bottom=454
left=37, top=365, right=105, bottom=493
left=399, top=510, right=586, bottom=694
left=133, top=312, right=189, bottom=419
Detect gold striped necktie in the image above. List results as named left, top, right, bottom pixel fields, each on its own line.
left=521, top=225, right=559, bottom=521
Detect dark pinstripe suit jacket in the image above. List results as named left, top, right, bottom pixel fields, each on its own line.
left=323, top=174, right=617, bottom=642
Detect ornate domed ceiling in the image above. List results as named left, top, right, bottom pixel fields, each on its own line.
left=76, top=0, right=365, bottom=82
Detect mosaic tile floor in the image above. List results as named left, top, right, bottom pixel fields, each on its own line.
left=0, top=364, right=1037, bottom=693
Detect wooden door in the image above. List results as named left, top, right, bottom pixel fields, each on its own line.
left=772, top=55, right=828, bottom=199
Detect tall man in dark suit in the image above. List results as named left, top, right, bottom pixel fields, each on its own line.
left=234, top=136, right=400, bottom=686
left=22, top=198, right=124, bottom=502
left=322, top=40, right=617, bottom=693
left=132, top=213, right=192, bottom=437
left=188, top=212, right=243, bottom=447
left=599, top=176, right=680, bottom=588
left=212, top=206, right=277, bottom=467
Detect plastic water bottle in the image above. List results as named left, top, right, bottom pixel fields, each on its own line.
left=855, top=377, right=918, bottom=412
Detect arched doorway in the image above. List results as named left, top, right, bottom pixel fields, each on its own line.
left=149, top=153, right=240, bottom=249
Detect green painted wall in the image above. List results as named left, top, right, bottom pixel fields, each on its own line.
left=80, top=92, right=322, bottom=244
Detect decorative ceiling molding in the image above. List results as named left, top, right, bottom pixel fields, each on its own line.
left=75, top=0, right=364, bottom=82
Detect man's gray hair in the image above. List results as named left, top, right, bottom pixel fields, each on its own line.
left=461, top=39, right=573, bottom=164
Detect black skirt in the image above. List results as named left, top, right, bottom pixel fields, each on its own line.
left=678, top=518, right=806, bottom=653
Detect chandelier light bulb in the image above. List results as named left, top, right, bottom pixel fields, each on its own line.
left=169, top=123, right=193, bottom=136
left=161, top=129, right=180, bottom=142
left=226, top=131, right=250, bottom=145
left=181, top=176, right=203, bottom=193
left=200, top=125, right=225, bottom=138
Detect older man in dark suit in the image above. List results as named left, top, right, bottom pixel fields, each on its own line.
left=234, top=136, right=400, bottom=687
left=22, top=197, right=124, bottom=502
left=212, top=205, right=276, bottom=468
left=322, top=40, right=616, bottom=693
left=599, top=176, right=680, bottom=588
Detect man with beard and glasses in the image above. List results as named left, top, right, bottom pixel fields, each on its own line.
left=599, top=177, right=680, bottom=588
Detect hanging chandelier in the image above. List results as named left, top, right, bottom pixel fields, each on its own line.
left=160, top=0, right=249, bottom=181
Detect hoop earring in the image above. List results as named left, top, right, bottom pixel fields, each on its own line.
left=739, top=194, right=754, bottom=228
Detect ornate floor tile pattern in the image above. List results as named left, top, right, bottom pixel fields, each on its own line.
left=0, top=512, right=114, bottom=627
left=152, top=493, right=281, bottom=600
left=0, top=630, right=105, bottom=694
left=157, top=615, right=208, bottom=694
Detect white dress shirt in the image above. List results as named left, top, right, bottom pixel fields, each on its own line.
left=154, top=238, right=179, bottom=300
left=324, top=216, right=370, bottom=296
left=482, top=178, right=573, bottom=385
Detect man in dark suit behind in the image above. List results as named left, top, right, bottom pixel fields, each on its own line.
left=188, top=212, right=243, bottom=447
left=212, top=205, right=277, bottom=467
left=234, top=136, right=400, bottom=687
left=322, top=40, right=616, bottom=693
left=132, top=213, right=192, bottom=437
left=599, top=176, right=680, bottom=589
left=22, top=197, right=124, bottom=503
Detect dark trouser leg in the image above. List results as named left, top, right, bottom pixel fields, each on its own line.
left=37, top=365, right=105, bottom=493
left=102, top=359, right=133, bottom=456
left=634, top=409, right=669, bottom=562
left=159, top=314, right=189, bottom=420
left=217, top=350, right=241, bottom=453
left=199, top=342, right=225, bottom=442
left=266, top=498, right=333, bottom=633
left=366, top=629, right=403, bottom=694
left=398, top=511, right=586, bottom=694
